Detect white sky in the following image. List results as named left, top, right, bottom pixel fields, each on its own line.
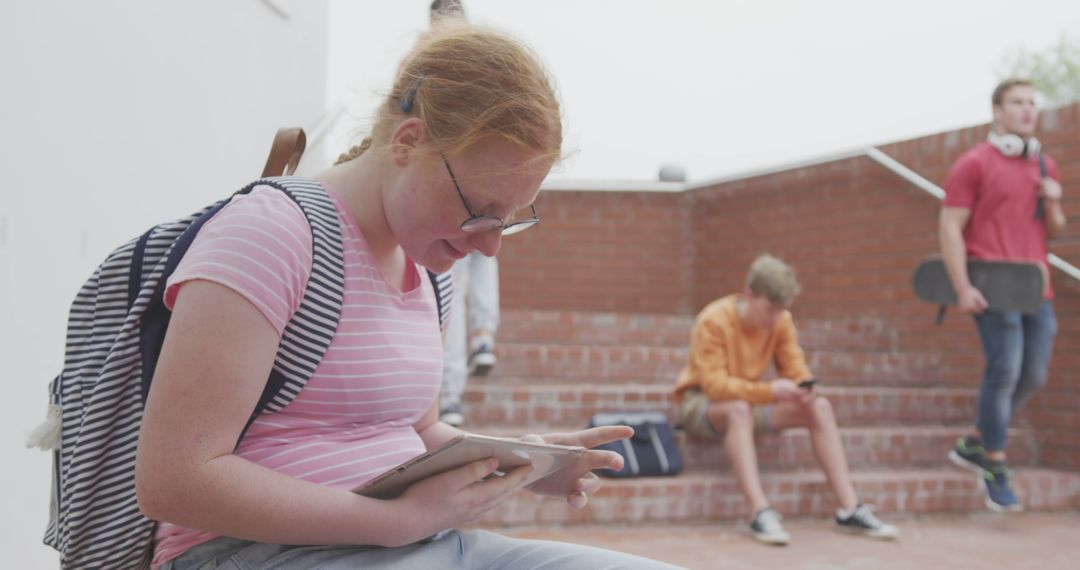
left=327, top=0, right=1080, bottom=183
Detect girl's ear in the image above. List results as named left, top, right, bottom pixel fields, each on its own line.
left=390, top=118, right=427, bottom=167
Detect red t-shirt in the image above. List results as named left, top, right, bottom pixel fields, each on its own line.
left=943, top=142, right=1060, bottom=298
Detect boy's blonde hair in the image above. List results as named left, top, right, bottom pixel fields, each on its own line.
left=746, top=254, right=801, bottom=304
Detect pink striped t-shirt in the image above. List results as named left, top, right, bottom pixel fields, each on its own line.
left=152, top=185, right=444, bottom=566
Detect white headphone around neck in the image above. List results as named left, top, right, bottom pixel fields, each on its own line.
left=987, top=130, right=1041, bottom=158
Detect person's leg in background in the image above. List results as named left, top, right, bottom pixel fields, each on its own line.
left=770, top=399, right=858, bottom=511
left=466, top=251, right=500, bottom=376
left=970, top=309, right=1025, bottom=512
left=678, top=391, right=787, bottom=546
left=1012, top=301, right=1056, bottom=414
left=770, top=398, right=898, bottom=539
left=439, top=257, right=472, bottom=426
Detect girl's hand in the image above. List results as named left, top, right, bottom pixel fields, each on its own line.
left=394, top=457, right=533, bottom=545
left=521, top=426, right=633, bottom=508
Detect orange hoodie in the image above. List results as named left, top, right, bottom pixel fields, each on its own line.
left=674, top=294, right=812, bottom=404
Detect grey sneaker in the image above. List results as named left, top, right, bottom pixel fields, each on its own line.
left=836, top=504, right=899, bottom=540
left=750, top=508, right=790, bottom=545
left=468, top=342, right=496, bottom=377
left=439, top=402, right=465, bottom=427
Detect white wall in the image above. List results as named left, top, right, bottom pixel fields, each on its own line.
left=0, top=1, right=328, bottom=565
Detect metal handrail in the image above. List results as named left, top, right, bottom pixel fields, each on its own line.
left=258, top=0, right=290, bottom=20
left=865, top=146, right=1080, bottom=283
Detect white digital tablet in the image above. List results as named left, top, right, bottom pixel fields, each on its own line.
left=353, top=433, right=587, bottom=500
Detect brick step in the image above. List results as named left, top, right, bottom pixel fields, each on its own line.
left=795, top=317, right=900, bottom=351
left=498, top=310, right=899, bottom=351
left=675, top=426, right=1035, bottom=471
left=469, top=426, right=1036, bottom=472
left=483, top=343, right=688, bottom=384
left=477, top=344, right=945, bottom=387
left=498, top=310, right=694, bottom=347
left=474, top=468, right=1080, bottom=527
left=804, top=350, right=944, bottom=386
left=461, top=385, right=977, bottom=429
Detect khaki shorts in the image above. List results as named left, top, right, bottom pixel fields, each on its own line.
left=677, top=388, right=774, bottom=439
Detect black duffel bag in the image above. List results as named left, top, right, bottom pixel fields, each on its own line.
left=588, top=411, right=683, bottom=478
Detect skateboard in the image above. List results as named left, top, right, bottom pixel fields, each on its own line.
left=912, top=256, right=1045, bottom=322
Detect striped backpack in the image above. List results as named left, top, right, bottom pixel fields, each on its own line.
left=28, top=129, right=452, bottom=569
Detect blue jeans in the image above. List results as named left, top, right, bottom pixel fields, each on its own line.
left=974, top=301, right=1057, bottom=452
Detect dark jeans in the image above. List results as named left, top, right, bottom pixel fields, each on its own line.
left=974, top=301, right=1057, bottom=452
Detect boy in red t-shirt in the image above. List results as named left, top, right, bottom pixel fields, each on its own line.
left=940, top=79, right=1067, bottom=512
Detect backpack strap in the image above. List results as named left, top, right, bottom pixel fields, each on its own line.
left=1036, top=153, right=1047, bottom=220
left=429, top=269, right=453, bottom=330
left=136, top=178, right=346, bottom=439
left=243, top=179, right=451, bottom=424
left=137, top=177, right=451, bottom=439
left=251, top=178, right=346, bottom=417
left=262, top=128, right=307, bottom=177
left=138, top=198, right=232, bottom=403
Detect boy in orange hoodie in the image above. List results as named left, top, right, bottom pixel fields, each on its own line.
left=675, top=255, right=898, bottom=545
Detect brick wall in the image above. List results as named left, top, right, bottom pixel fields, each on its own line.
left=498, top=190, right=694, bottom=314
left=500, top=102, right=1080, bottom=471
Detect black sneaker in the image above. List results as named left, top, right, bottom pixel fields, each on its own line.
left=836, top=504, right=899, bottom=540
left=439, top=402, right=464, bottom=427
left=750, top=508, right=790, bottom=545
left=467, top=342, right=496, bottom=377
left=982, top=461, right=1022, bottom=513
left=948, top=435, right=987, bottom=473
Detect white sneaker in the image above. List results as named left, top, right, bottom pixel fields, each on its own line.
left=750, top=508, right=790, bottom=545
